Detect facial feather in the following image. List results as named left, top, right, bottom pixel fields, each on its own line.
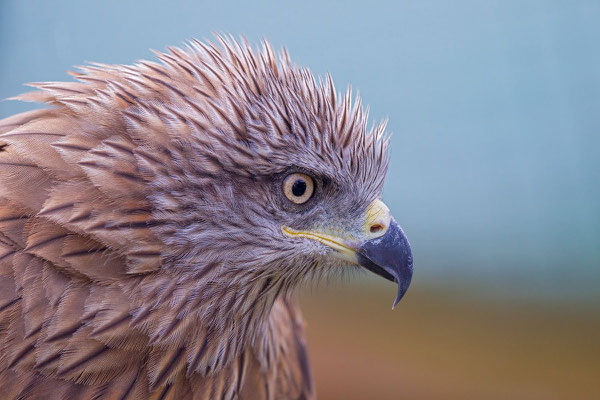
left=0, top=35, right=394, bottom=399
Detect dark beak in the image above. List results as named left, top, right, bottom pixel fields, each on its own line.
left=356, top=218, right=413, bottom=308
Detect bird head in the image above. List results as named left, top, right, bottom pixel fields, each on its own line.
left=140, top=37, right=413, bottom=310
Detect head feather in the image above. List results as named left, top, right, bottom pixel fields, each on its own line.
left=0, top=35, right=391, bottom=383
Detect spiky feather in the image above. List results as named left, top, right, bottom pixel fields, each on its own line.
left=0, top=35, right=390, bottom=399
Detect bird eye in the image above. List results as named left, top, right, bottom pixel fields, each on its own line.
left=283, top=173, right=315, bottom=204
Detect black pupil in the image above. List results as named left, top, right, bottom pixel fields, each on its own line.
left=292, top=179, right=307, bottom=197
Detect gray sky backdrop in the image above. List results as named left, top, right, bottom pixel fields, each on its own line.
left=1, top=0, right=598, bottom=303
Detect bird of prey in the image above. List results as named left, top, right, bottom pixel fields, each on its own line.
left=0, top=36, right=413, bottom=399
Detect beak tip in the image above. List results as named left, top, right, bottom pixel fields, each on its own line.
left=391, top=279, right=411, bottom=310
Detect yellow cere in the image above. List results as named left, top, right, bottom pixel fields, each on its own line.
left=363, top=199, right=391, bottom=238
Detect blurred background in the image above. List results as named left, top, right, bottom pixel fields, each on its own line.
left=1, top=1, right=598, bottom=398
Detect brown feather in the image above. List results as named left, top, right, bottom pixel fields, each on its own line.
left=0, top=34, right=395, bottom=399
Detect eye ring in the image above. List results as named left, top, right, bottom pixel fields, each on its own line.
left=283, top=173, right=315, bottom=204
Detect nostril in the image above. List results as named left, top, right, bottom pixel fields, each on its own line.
left=370, top=223, right=384, bottom=234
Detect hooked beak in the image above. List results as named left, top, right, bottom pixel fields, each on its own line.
left=282, top=199, right=413, bottom=308
left=355, top=218, right=413, bottom=308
